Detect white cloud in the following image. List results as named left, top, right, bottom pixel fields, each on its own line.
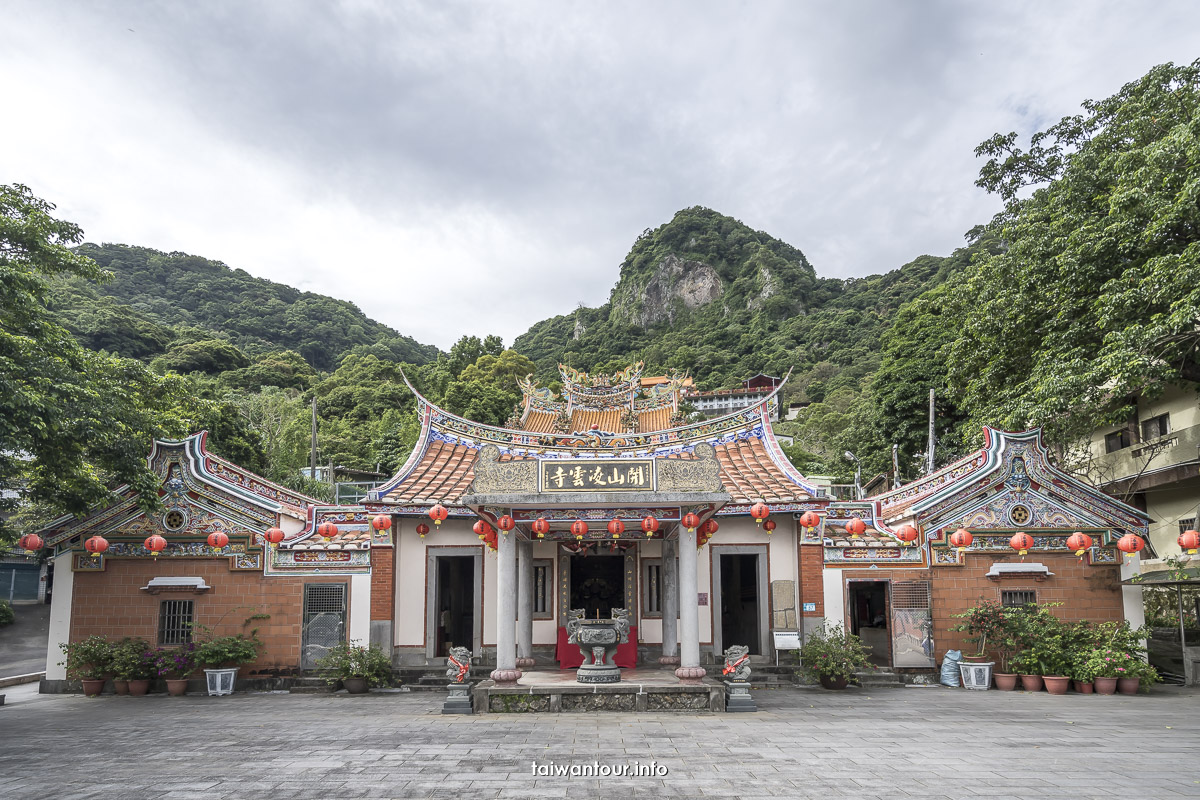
left=2, top=0, right=1197, bottom=350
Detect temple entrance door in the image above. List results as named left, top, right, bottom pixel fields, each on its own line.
left=426, top=549, right=482, bottom=660
left=711, top=545, right=768, bottom=657
left=569, top=555, right=624, bottom=618
left=848, top=580, right=890, bottom=667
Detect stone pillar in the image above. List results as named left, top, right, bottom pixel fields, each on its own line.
left=659, top=537, right=679, bottom=666
left=675, top=526, right=705, bottom=683
left=491, top=530, right=521, bottom=685
left=516, top=539, right=535, bottom=669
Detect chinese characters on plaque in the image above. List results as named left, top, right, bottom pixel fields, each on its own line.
left=539, top=459, right=656, bottom=492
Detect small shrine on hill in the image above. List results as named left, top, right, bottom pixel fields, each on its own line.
left=35, top=363, right=1153, bottom=710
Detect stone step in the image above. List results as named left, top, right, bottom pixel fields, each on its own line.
left=288, top=684, right=333, bottom=694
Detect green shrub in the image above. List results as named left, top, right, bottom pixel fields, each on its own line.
left=110, top=637, right=155, bottom=680
left=0, top=600, right=14, bottom=626
left=315, top=641, right=393, bottom=688
left=197, top=634, right=262, bottom=668
left=797, top=623, right=873, bottom=682
left=60, top=636, right=114, bottom=680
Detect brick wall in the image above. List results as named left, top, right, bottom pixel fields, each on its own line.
left=370, top=547, right=394, bottom=621
left=930, top=552, right=1124, bottom=661
left=798, top=543, right=825, bottom=617
left=68, top=558, right=350, bottom=673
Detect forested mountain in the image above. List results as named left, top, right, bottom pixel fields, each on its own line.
left=53, top=244, right=440, bottom=371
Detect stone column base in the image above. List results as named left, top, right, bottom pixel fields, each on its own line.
left=515, top=657, right=536, bottom=670
left=658, top=655, right=681, bottom=667
left=675, top=666, right=706, bottom=684
left=489, top=668, right=522, bottom=686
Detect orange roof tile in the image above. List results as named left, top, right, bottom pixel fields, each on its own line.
left=522, top=409, right=559, bottom=433
left=637, top=406, right=672, bottom=433
left=712, top=439, right=809, bottom=503
left=570, top=408, right=623, bottom=433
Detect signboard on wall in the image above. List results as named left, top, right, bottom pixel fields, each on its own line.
left=802, top=602, right=816, bottom=612
left=539, top=460, right=656, bottom=492
left=773, top=631, right=801, bottom=650
left=697, top=593, right=708, bottom=606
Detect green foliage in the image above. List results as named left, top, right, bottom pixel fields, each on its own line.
left=945, top=59, right=1200, bottom=444
left=150, top=642, right=199, bottom=679
left=951, top=599, right=1014, bottom=661
left=59, top=635, right=114, bottom=680
left=0, top=600, right=14, bottom=626
left=109, top=637, right=155, bottom=680
left=315, top=641, right=393, bottom=687
left=196, top=634, right=263, bottom=668
left=797, top=622, right=874, bottom=681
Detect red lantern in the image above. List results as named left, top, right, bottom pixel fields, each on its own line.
left=895, top=524, right=919, bottom=546
left=1067, top=531, right=1094, bottom=558
left=1116, top=533, right=1145, bottom=558
left=570, top=520, right=588, bottom=541
left=762, top=519, right=777, bottom=534
left=472, top=520, right=493, bottom=540
left=1009, top=532, right=1034, bottom=558
left=641, top=516, right=660, bottom=538
left=497, top=515, right=516, bottom=535
left=799, top=510, right=820, bottom=530
left=701, top=518, right=719, bottom=536
left=429, top=503, right=449, bottom=527
left=1179, top=529, right=1200, bottom=555
left=416, top=522, right=430, bottom=539
left=750, top=502, right=770, bottom=525
left=371, top=514, right=392, bottom=532
left=317, top=521, right=339, bottom=540
left=682, top=512, right=700, bottom=532
left=607, top=519, right=625, bottom=539
left=263, top=527, right=285, bottom=546
left=950, top=528, right=973, bottom=553
left=84, top=535, right=109, bottom=557
left=532, top=517, right=550, bottom=539
left=206, top=531, right=229, bottom=550
left=18, top=533, right=43, bottom=554
left=845, top=517, right=866, bottom=537
left=145, top=534, right=167, bottom=556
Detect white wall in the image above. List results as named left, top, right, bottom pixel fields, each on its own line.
left=822, top=568, right=845, bottom=631
left=348, top=572, right=371, bottom=646
left=44, top=551, right=74, bottom=679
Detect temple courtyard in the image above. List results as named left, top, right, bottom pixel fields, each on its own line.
left=1, top=683, right=1198, bottom=799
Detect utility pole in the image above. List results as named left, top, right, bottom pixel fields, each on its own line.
left=892, top=443, right=901, bottom=489
left=310, top=397, right=318, bottom=480
left=926, top=388, right=936, bottom=475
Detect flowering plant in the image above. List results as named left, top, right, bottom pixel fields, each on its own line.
left=150, top=643, right=198, bottom=679
left=797, top=622, right=873, bottom=682
left=1078, top=648, right=1138, bottom=679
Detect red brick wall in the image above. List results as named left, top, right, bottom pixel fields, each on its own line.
left=69, top=558, right=349, bottom=672
left=370, top=547, right=394, bottom=621
left=798, top=543, right=825, bottom=617
left=930, top=552, right=1124, bottom=661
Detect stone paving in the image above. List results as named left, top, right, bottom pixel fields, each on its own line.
left=1, top=682, right=1198, bottom=799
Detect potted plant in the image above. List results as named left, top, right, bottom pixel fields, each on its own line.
left=197, top=634, right=263, bottom=696
left=1080, top=648, right=1129, bottom=694
left=151, top=642, right=198, bottom=695
left=951, top=600, right=1012, bottom=690
left=109, top=638, right=152, bottom=696
left=315, top=641, right=394, bottom=693
left=60, top=636, right=113, bottom=697
left=796, top=622, right=873, bottom=690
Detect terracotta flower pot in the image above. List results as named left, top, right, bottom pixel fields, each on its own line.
left=1094, top=676, right=1118, bottom=695
left=342, top=677, right=369, bottom=694
left=166, top=678, right=190, bottom=696
left=994, top=673, right=1019, bottom=691
left=1019, top=674, right=1044, bottom=692
left=113, top=679, right=130, bottom=696
left=81, top=679, right=105, bottom=697
left=1075, top=681, right=1094, bottom=694
left=1117, top=677, right=1140, bottom=695
left=1043, top=676, right=1070, bottom=695
left=818, top=674, right=848, bottom=690
left=128, top=679, right=151, bottom=696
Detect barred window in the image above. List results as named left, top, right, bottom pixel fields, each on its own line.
left=158, top=599, right=194, bottom=645
left=642, top=559, right=663, bottom=616
left=1001, top=590, right=1036, bottom=609
left=1179, top=518, right=1196, bottom=534
left=533, top=560, right=553, bottom=619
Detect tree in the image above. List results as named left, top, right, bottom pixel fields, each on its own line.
left=952, top=60, right=1200, bottom=443
left=0, top=185, right=212, bottom=539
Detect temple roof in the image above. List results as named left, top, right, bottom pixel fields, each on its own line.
left=372, top=370, right=824, bottom=507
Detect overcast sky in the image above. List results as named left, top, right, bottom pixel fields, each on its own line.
left=3, top=2, right=1197, bottom=351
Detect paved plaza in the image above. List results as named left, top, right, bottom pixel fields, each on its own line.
left=1, top=682, right=1198, bottom=800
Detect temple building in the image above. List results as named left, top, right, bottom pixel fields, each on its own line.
left=36, top=364, right=1151, bottom=693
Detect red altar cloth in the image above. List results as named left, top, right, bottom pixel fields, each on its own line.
left=555, top=625, right=638, bottom=669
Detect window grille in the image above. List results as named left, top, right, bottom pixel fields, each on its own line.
left=1180, top=518, right=1197, bottom=534
left=642, top=558, right=670, bottom=617
left=158, top=600, right=194, bottom=645
left=533, top=560, right=553, bottom=619
left=1001, top=590, right=1037, bottom=608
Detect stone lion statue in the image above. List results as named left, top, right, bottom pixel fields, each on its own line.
left=722, top=644, right=751, bottom=682
left=446, top=646, right=472, bottom=684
